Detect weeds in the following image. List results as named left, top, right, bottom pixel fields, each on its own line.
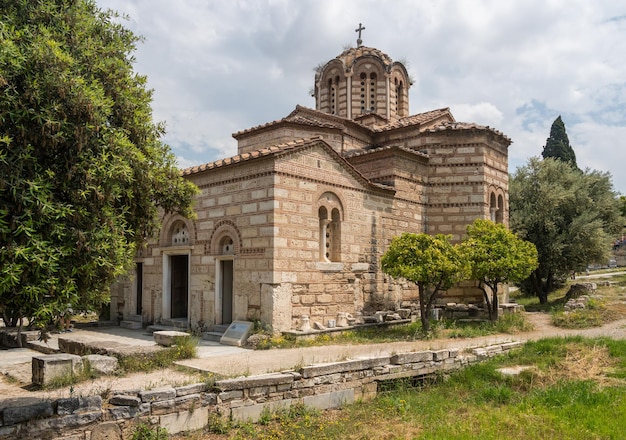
left=43, top=359, right=99, bottom=390
left=130, top=423, right=168, bottom=440
left=118, top=335, right=197, bottom=373
left=551, top=298, right=620, bottom=329
left=216, top=337, right=626, bottom=440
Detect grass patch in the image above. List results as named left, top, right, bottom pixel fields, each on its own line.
left=130, top=422, right=168, bottom=440
left=551, top=298, right=621, bottom=329
left=442, top=313, right=533, bottom=338
left=118, top=335, right=198, bottom=373
left=255, top=314, right=533, bottom=350
left=197, top=337, right=626, bottom=440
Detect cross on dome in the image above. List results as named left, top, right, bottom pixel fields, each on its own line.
left=355, top=23, right=365, bottom=47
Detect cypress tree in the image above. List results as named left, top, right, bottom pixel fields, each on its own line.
left=542, top=116, right=578, bottom=169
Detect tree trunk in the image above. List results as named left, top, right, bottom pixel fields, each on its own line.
left=530, top=271, right=549, bottom=304
left=17, top=317, right=23, bottom=348
left=491, top=289, right=499, bottom=321
left=479, top=283, right=493, bottom=321
left=418, top=283, right=430, bottom=334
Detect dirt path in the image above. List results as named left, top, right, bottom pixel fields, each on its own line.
left=3, top=311, right=626, bottom=402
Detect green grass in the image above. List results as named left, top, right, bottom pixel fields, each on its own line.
left=118, top=335, right=198, bottom=373
left=256, top=314, right=532, bottom=350
left=442, top=312, right=533, bottom=338
left=193, top=337, right=626, bottom=440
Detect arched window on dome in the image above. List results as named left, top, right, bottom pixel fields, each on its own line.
left=359, top=72, right=367, bottom=114
left=396, top=80, right=405, bottom=116
left=327, top=76, right=339, bottom=115
left=369, top=72, right=377, bottom=112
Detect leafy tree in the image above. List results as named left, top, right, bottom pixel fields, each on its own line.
left=509, top=157, right=622, bottom=303
left=381, top=233, right=469, bottom=333
left=461, top=219, right=538, bottom=321
left=542, top=116, right=578, bottom=169
left=0, top=1, right=197, bottom=338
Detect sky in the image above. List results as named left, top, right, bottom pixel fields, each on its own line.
left=95, top=0, right=626, bottom=193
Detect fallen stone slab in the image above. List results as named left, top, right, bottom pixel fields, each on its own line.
left=153, top=330, right=190, bottom=347
left=83, top=354, right=118, bottom=375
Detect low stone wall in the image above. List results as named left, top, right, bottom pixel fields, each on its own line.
left=0, top=341, right=523, bottom=439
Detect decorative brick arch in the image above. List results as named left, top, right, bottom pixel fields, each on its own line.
left=159, top=214, right=196, bottom=247
left=487, top=186, right=506, bottom=224
left=209, top=220, right=242, bottom=256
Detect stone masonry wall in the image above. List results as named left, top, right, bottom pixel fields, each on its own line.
left=0, top=341, right=523, bottom=440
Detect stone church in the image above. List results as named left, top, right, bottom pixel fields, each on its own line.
left=111, top=37, right=510, bottom=333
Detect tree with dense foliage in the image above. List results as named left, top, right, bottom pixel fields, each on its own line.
left=510, top=157, right=622, bottom=303
left=381, top=233, right=469, bottom=333
left=461, top=219, right=538, bottom=321
left=541, top=116, right=578, bottom=169
left=0, top=1, right=197, bottom=337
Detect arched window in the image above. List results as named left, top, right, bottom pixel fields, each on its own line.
left=172, top=222, right=189, bottom=246
left=489, top=193, right=498, bottom=222
left=327, top=76, right=339, bottom=115
left=318, top=193, right=343, bottom=262
left=396, top=80, right=405, bottom=116
left=496, top=194, right=504, bottom=224
left=369, top=72, right=377, bottom=112
left=359, top=72, right=367, bottom=114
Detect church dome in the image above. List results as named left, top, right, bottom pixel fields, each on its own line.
left=314, top=44, right=411, bottom=122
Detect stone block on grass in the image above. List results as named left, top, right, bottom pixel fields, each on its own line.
left=153, top=330, right=190, bottom=347
left=32, top=354, right=83, bottom=386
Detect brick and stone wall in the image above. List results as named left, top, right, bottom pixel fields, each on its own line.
left=0, top=341, right=522, bottom=440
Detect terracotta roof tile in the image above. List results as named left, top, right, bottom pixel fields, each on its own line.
left=181, top=137, right=323, bottom=176
left=424, top=121, right=511, bottom=142
left=373, top=108, right=452, bottom=132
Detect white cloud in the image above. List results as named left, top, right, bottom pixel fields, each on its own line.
left=96, top=0, right=626, bottom=193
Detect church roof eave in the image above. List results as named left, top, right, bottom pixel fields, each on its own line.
left=424, top=121, right=512, bottom=146
left=181, top=137, right=395, bottom=196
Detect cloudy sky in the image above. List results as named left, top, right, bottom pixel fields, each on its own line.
left=95, top=0, right=626, bottom=193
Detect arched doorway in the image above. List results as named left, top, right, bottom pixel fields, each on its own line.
left=216, top=236, right=234, bottom=325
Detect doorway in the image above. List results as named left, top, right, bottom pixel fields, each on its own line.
left=219, top=259, right=233, bottom=324
left=170, top=255, right=189, bottom=319
left=135, top=262, right=143, bottom=315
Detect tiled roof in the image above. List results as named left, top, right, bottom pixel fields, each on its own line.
left=331, top=46, right=394, bottom=69
left=181, top=137, right=323, bottom=176
left=424, top=121, right=511, bottom=142
left=232, top=107, right=345, bottom=138
left=373, top=108, right=452, bottom=132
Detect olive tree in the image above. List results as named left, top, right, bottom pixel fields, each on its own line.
left=0, top=0, right=197, bottom=337
left=381, top=233, right=469, bottom=333
left=510, top=157, right=622, bottom=303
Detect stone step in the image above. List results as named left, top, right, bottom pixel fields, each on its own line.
left=120, top=320, right=143, bottom=330
left=159, top=318, right=189, bottom=330
left=201, top=324, right=230, bottom=342
left=126, top=314, right=143, bottom=323
left=201, top=331, right=224, bottom=342
left=27, top=338, right=60, bottom=354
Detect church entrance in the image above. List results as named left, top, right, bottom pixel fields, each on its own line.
left=169, top=254, right=189, bottom=319
left=135, top=262, right=143, bottom=316
left=219, top=259, right=233, bottom=324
